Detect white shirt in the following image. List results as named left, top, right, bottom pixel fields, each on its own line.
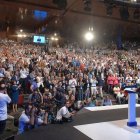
left=136, top=78, right=140, bottom=84
left=37, top=82, right=44, bottom=88
left=90, top=79, right=98, bottom=87
left=56, top=106, right=71, bottom=120
left=125, top=76, right=132, bottom=83
left=18, top=111, right=30, bottom=134
left=20, top=69, right=29, bottom=79
left=117, top=93, right=124, bottom=98
left=69, top=78, right=77, bottom=88
left=0, top=93, right=11, bottom=121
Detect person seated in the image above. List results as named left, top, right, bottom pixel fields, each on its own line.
left=84, top=96, right=98, bottom=107
left=113, top=84, right=121, bottom=98
left=116, top=90, right=125, bottom=104
left=101, top=95, right=112, bottom=106
left=68, top=94, right=77, bottom=112
left=56, top=100, right=75, bottom=123
left=75, top=100, right=83, bottom=110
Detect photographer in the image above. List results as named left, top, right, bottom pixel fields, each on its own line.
left=54, top=89, right=66, bottom=109
left=43, top=92, right=55, bottom=123
left=18, top=104, right=32, bottom=134
left=28, top=88, right=43, bottom=105
left=56, top=100, right=75, bottom=123
left=34, top=106, right=48, bottom=126
left=18, top=103, right=48, bottom=134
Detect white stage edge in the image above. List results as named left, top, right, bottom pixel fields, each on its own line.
left=124, top=125, right=140, bottom=133
left=84, top=104, right=140, bottom=112
left=74, top=118, right=140, bottom=140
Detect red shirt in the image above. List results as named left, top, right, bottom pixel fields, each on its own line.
left=80, top=63, right=85, bottom=71
left=113, top=77, right=119, bottom=85
left=107, top=76, right=115, bottom=85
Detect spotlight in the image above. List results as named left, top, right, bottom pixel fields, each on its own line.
left=131, top=0, right=137, bottom=2
left=20, top=29, right=23, bottom=32
left=51, top=37, right=55, bottom=40
left=17, top=34, right=22, bottom=38
left=85, top=32, right=94, bottom=41
left=55, top=38, right=58, bottom=41
left=23, top=34, right=27, bottom=37
left=89, top=27, right=93, bottom=31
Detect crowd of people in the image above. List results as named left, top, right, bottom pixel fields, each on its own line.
left=0, top=40, right=140, bottom=135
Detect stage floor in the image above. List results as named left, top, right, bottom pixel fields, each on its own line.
left=15, top=105, right=140, bottom=140
left=74, top=119, right=140, bottom=140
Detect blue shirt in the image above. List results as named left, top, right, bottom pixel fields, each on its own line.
left=0, top=93, right=11, bottom=121
left=124, top=84, right=137, bottom=94
left=18, top=112, right=30, bottom=134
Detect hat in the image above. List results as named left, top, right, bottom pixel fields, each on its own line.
left=0, top=73, right=4, bottom=78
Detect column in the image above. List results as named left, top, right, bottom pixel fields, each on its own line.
left=127, top=93, right=137, bottom=127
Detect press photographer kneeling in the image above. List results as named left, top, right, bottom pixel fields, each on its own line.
left=56, top=100, right=75, bottom=123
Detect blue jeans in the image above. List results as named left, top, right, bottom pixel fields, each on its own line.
left=85, top=88, right=90, bottom=99
left=78, top=89, right=84, bottom=101
left=85, top=91, right=90, bottom=99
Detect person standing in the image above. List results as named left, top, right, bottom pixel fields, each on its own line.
left=0, top=83, right=11, bottom=134
left=11, top=80, right=21, bottom=113
left=107, top=73, right=115, bottom=94
left=77, top=77, right=84, bottom=101
left=90, top=76, right=98, bottom=97
left=69, top=75, right=77, bottom=96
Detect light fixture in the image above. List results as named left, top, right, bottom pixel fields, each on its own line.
left=85, top=31, right=94, bottom=41
left=51, top=37, right=55, bottom=40
left=55, top=38, right=58, bottom=41
left=23, top=34, right=27, bottom=37
left=17, top=34, right=22, bottom=38
left=20, top=29, right=23, bottom=32
left=89, top=27, right=93, bottom=31
left=131, top=0, right=137, bottom=2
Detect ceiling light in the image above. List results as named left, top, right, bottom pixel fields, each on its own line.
left=18, top=34, right=22, bottom=38
left=85, top=32, right=94, bottom=41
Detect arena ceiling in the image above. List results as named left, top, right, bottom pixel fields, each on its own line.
left=0, top=0, right=140, bottom=39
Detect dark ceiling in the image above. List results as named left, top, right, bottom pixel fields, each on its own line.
left=0, top=0, right=140, bottom=39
